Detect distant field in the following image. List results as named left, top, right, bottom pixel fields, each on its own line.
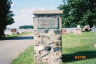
left=0, top=32, right=32, bottom=40
left=11, top=32, right=96, bottom=64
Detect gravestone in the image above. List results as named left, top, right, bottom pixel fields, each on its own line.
left=33, top=10, right=63, bottom=64
left=77, top=25, right=80, bottom=29
left=73, top=25, right=82, bottom=34
left=62, top=29, right=66, bottom=34
left=27, top=29, right=33, bottom=32
left=62, top=28, right=67, bottom=32
left=77, top=25, right=81, bottom=30
left=4, top=31, right=13, bottom=35
left=67, top=28, right=76, bottom=33
left=17, top=29, right=23, bottom=34
left=6, top=29, right=11, bottom=32
left=4, top=29, right=13, bottom=35
left=73, top=29, right=82, bottom=34
left=11, top=29, right=16, bottom=32
left=90, top=28, right=96, bottom=32
left=83, top=25, right=90, bottom=31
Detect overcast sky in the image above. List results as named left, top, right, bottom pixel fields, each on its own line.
left=7, top=0, right=64, bottom=28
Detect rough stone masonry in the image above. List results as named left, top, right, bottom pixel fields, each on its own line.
left=33, top=10, right=63, bottom=64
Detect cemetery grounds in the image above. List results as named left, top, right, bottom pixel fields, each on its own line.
left=11, top=32, right=96, bottom=64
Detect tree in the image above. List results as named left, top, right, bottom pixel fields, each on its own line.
left=7, top=10, right=14, bottom=25
left=19, top=25, right=33, bottom=29
left=0, top=0, right=14, bottom=38
left=57, top=0, right=96, bottom=28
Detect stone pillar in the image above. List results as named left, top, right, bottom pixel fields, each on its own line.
left=33, top=10, right=63, bottom=64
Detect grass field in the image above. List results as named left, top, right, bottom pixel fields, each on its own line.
left=61, top=32, right=96, bottom=64
left=11, top=32, right=96, bottom=64
left=0, top=32, right=32, bottom=40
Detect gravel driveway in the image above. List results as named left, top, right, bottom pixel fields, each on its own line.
left=0, top=33, right=34, bottom=64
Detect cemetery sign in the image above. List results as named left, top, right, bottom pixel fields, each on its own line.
left=37, top=17, right=58, bottom=29
left=33, top=10, right=63, bottom=64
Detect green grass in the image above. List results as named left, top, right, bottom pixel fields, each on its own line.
left=11, top=46, right=35, bottom=64
left=61, top=32, right=96, bottom=64
left=11, top=32, right=96, bottom=64
left=0, top=32, right=32, bottom=40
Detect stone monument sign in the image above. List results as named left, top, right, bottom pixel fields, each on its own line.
left=33, top=10, right=63, bottom=64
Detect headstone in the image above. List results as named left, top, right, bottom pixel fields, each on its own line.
left=33, top=10, right=63, bottom=64
left=27, top=29, right=33, bottom=32
left=24, top=29, right=28, bottom=32
left=73, top=25, right=82, bottom=34
left=11, top=29, right=16, bottom=32
left=62, top=28, right=67, bottom=32
left=6, top=29, right=11, bottom=32
left=77, top=25, right=80, bottom=29
left=62, top=29, right=66, bottom=34
left=4, top=29, right=12, bottom=35
left=22, top=28, right=24, bottom=33
left=90, top=28, right=96, bottom=32
left=67, top=28, right=76, bottom=33
left=17, top=29, right=23, bottom=34
left=4, top=31, right=12, bottom=35
left=83, top=25, right=90, bottom=31
left=73, top=29, right=82, bottom=34
left=93, top=26, right=95, bottom=28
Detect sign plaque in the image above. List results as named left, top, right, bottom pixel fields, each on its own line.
left=37, top=18, right=58, bottom=29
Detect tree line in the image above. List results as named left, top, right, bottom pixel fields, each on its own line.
left=58, top=0, right=96, bottom=28
left=19, top=25, right=33, bottom=29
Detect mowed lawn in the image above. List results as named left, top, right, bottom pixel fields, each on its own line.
left=62, top=32, right=96, bottom=64
left=11, top=32, right=96, bottom=64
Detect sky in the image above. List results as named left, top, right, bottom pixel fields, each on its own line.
left=7, top=0, right=64, bottom=28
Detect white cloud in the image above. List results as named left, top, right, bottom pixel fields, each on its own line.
left=7, top=7, right=45, bottom=28
left=20, top=8, right=32, bottom=13
left=49, top=7, right=53, bottom=10
left=32, top=7, right=37, bottom=10
left=11, top=2, right=15, bottom=7
left=39, top=7, right=45, bottom=10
